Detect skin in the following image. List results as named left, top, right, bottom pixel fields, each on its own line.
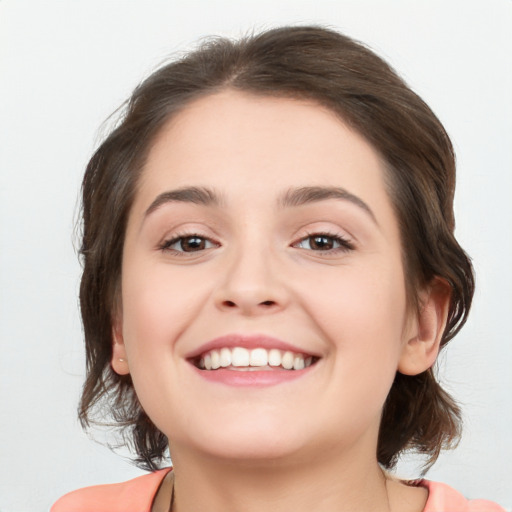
left=112, top=90, right=450, bottom=512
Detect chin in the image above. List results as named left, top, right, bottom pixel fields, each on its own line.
left=177, top=420, right=310, bottom=464
left=201, top=439, right=306, bottom=464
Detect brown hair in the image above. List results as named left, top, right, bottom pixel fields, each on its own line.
left=78, top=25, right=474, bottom=471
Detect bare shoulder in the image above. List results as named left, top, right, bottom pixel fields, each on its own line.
left=408, top=479, right=507, bottom=512
left=51, top=469, right=172, bottom=512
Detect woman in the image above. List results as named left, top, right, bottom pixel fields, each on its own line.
left=52, top=26, right=505, bottom=512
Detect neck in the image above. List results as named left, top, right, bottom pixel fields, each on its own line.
left=169, top=444, right=394, bottom=512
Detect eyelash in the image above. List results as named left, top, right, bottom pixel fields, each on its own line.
left=158, top=232, right=218, bottom=256
left=293, top=231, right=355, bottom=254
left=158, top=231, right=354, bottom=256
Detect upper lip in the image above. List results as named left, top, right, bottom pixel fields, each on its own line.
left=184, top=334, right=321, bottom=360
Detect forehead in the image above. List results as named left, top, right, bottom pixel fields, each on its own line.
left=134, top=90, right=396, bottom=228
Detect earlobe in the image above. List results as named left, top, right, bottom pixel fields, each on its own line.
left=398, top=277, right=451, bottom=376
left=111, top=320, right=130, bottom=376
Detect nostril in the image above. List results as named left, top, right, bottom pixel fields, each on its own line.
left=219, top=299, right=278, bottom=310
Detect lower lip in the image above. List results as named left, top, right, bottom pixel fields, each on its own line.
left=190, top=365, right=316, bottom=387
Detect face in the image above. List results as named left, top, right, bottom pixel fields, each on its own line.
left=113, top=90, right=426, bottom=466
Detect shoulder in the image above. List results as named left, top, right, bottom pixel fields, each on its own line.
left=50, top=468, right=172, bottom=512
left=417, top=479, right=506, bottom=512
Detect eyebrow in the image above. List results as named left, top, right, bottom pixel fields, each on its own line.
left=145, top=186, right=222, bottom=217
left=279, top=186, right=378, bottom=224
left=144, top=185, right=377, bottom=225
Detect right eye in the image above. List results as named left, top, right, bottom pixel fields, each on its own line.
left=292, top=232, right=355, bottom=254
left=160, top=235, right=218, bottom=254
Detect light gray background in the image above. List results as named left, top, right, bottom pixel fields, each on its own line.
left=0, top=1, right=511, bottom=511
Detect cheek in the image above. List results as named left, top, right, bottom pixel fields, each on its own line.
left=304, top=260, right=407, bottom=332
left=298, top=260, right=408, bottom=376
left=120, top=260, right=210, bottom=363
left=118, top=263, right=213, bottom=430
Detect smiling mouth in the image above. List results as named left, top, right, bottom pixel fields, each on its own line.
left=192, top=347, right=319, bottom=371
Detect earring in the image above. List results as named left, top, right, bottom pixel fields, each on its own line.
left=119, top=358, right=126, bottom=362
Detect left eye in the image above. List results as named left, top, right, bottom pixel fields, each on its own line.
left=161, top=235, right=217, bottom=253
left=294, top=234, right=353, bottom=252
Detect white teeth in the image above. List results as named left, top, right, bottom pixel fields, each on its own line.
left=210, top=349, right=221, bottom=370
left=293, top=355, right=305, bottom=370
left=219, top=347, right=231, bottom=367
left=250, top=348, right=268, bottom=367
left=197, top=347, right=315, bottom=371
left=281, top=351, right=294, bottom=370
left=268, top=348, right=281, bottom=366
left=231, top=347, right=250, bottom=367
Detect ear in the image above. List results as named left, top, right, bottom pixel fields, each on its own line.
left=398, top=277, right=451, bottom=376
left=111, top=313, right=130, bottom=376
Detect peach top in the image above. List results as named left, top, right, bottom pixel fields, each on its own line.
left=51, top=468, right=506, bottom=512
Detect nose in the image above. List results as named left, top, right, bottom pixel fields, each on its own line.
left=213, top=245, right=289, bottom=316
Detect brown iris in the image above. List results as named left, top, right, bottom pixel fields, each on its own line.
left=308, top=235, right=335, bottom=250
left=180, top=236, right=207, bottom=252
